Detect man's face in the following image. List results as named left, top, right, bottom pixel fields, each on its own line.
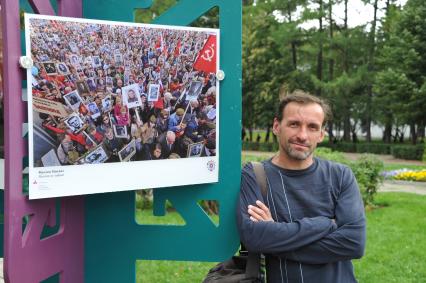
left=153, top=148, right=162, bottom=158
left=106, top=130, right=114, bottom=140
left=68, top=117, right=80, bottom=128
left=273, top=102, right=325, bottom=161
left=128, top=90, right=135, bottom=98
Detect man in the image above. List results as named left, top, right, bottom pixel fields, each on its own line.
left=158, top=130, right=177, bottom=159
left=237, top=91, right=366, bottom=283
left=127, top=89, right=139, bottom=104
left=67, top=115, right=82, bottom=132
left=103, top=127, right=123, bottom=162
left=168, top=108, right=185, bottom=133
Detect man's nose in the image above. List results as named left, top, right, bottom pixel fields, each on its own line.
left=296, top=126, right=308, bottom=141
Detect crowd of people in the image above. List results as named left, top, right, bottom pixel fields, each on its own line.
left=29, top=18, right=217, bottom=167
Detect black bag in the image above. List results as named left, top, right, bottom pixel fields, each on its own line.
left=202, top=162, right=267, bottom=283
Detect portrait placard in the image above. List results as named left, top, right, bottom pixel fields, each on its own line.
left=86, top=102, right=101, bottom=119
left=187, top=141, right=204, bottom=157
left=113, top=125, right=128, bottom=138
left=41, top=149, right=62, bottom=167
left=102, top=95, right=113, bottom=112
left=69, top=54, right=81, bottom=67
left=76, top=80, right=90, bottom=96
left=83, top=145, right=109, bottom=164
left=64, top=113, right=85, bottom=134
left=186, top=80, right=203, bottom=101
left=122, top=83, right=142, bottom=108
left=147, top=84, right=160, bottom=102
left=118, top=139, right=137, bottom=162
left=26, top=13, right=220, bottom=199
left=43, top=62, right=58, bottom=76
left=92, top=56, right=102, bottom=68
left=63, top=90, right=83, bottom=111
left=56, top=62, right=70, bottom=75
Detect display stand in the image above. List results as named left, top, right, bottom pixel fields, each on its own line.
left=1, top=0, right=241, bottom=282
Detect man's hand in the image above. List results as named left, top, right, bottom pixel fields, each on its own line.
left=248, top=200, right=274, bottom=222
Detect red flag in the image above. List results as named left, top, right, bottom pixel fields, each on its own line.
left=155, top=36, right=161, bottom=49
left=174, top=40, right=181, bottom=56
left=193, top=35, right=217, bottom=74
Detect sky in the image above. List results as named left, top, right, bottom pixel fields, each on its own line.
left=307, top=0, right=407, bottom=29
left=268, top=0, right=408, bottom=29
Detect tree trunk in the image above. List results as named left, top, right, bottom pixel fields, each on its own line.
left=343, top=0, right=349, bottom=72
left=249, top=127, right=253, bottom=142
left=343, top=116, right=351, bottom=142
left=341, top=0, right=351, bottom=142
left=265, top=126, right=271, bottom=143
left=316, top=0, right=324, bottom=96
left=383, top=122, right=392, bottom=143
left=418, top=123, right=425, bottom=142
left=410, top=123, right=417, bottom=145
left=291, top=42, right=297, bottom=70
left=286, top=3, right=297, bottom=70
left=328, top=121, right=334, bottom=144
left=365, top=0, right=379, bottom=142
left=328, top=0, right=334, bottom=81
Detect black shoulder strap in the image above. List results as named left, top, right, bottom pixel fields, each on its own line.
left=244, top=161, right=268, bottom=280
left=251, top=161, right=268, bottom=201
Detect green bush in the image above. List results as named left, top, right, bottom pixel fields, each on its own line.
left=242, top=141, right=259, bottom=151
left=391, top=145, right=424, bottom=160
left=242, top=141, right=278, bottom=152
left=315, top=147, right=350, bottom=165
left=350, top=155, right=384, bottom=205
left=423, top=143, right=426, bottom=162
left=356, top=143, right=391, bottom=154
left=315, top=149, right=383, bottom=205
left=320, top=142, right=391, bottom=155
left=258, top=142, right=274, bottom=152
left=333, top=142, right=357, bottom=152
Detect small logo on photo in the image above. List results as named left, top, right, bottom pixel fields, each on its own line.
left=207, top=160, right=216, bottom=172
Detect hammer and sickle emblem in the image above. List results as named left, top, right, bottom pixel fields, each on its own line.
left=201, top=44, right=215, bottom=62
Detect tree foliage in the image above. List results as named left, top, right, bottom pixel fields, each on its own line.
left=242, top=0, right=425, bottom=144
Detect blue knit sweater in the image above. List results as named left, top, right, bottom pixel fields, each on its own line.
left=237, top=158, right=366, bottom=283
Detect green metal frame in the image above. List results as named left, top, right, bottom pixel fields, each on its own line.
left=83, top=0, right=241, bottom=282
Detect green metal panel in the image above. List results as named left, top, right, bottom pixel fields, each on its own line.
left=83, top=0, right=241, bottom=282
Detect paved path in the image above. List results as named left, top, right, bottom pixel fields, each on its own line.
left=380, top=180, right=426, bottom=195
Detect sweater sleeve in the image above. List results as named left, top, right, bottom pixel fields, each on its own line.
left=280, top=166, right=366, bottom=264
left=236, top=163, right=336, bottom=254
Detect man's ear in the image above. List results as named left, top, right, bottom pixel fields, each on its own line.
left=318, top=128, right=325, bottom=143
left=272, top=118, right=280, bottom=136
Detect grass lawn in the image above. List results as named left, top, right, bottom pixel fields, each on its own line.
left=353, top=193, right=426, bottom=283
left=135, top=193, right=426, bottom=283
left=135, top=209, right=216, bottom=283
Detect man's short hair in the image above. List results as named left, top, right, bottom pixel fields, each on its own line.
left=276, top=90, right=332, bottom=126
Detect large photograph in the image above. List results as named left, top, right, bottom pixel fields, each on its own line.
left=26, top=14, right=219, bottom=199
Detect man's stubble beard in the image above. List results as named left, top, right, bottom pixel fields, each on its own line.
left=282, top=141, right=314, bottom=161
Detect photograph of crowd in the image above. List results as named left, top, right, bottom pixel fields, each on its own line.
left=27, top=16, right=218, bottom=168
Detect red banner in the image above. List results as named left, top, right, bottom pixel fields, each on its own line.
left=193, top=35, right=217, bottom=74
